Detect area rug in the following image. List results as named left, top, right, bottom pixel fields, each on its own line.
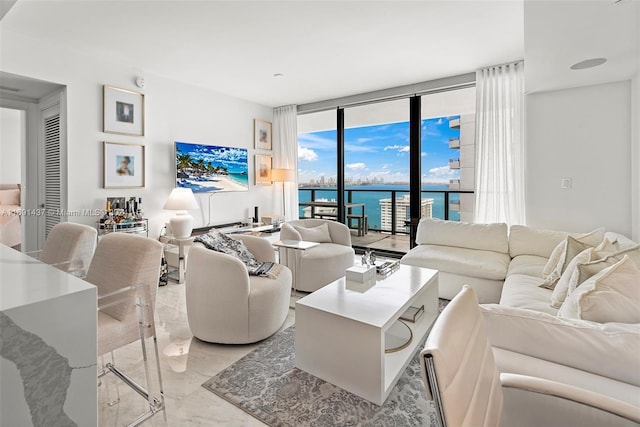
left=202, top=300, right=449, bottom=427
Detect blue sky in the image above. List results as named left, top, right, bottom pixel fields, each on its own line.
left=175, top=141, right=248, bottom=173
left=297, top=116, right=461, bottom=184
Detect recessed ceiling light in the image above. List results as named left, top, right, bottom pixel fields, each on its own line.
left=570, top=58, right=607, bottom=70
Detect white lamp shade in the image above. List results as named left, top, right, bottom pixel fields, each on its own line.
left=163, top=188, right=199, bottom=210
left=271, top=168, right=296, bottom=183
left=164, top=188, right=199, bottom=238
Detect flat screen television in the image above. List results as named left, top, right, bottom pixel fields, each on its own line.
left=174, top=141, right=248, bottom=193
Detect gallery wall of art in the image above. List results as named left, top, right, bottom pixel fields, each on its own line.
left=0, top=30, right=279, bottom=238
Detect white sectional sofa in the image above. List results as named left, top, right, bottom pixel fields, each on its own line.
left=402, top=218, right=640, bottom=426
left=400, top=219, right=510, bottom=303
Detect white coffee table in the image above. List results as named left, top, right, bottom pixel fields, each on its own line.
left=295, top=264, right=439, bottom=405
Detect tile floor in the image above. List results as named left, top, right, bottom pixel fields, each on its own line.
left=98, top=283, right=295, bottom=426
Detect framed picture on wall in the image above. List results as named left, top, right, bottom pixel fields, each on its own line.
left=103, top=85, right=145, bottom=136
left=254, top=154, right=272, bottom=185
left=103, top=141, right=145, bottom=188
left=254, top=119, right=272, bottom=150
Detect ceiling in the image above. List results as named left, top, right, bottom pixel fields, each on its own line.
left=0, top=1, right=638, bottom=107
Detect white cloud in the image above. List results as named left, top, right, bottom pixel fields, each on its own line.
left=428, top=166, right=456, bottom=177
left=422, top=165, right=459, bottom=183
left=345, top=143, right=376, bottom=153
left=384, top=144, right=410, bottom=152
left=347, top=162, right=366, bottom=170
left=298, top=147, right=318, bottom=162
left=421, top=151, right=427, bottom=157
left=297, top=133, right=336, bottom=150
left=356, top=137, right=373, bottom=143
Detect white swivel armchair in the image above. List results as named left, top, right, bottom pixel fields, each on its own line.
left=420, top=286, right=640, bottom=427
left=279, top=219, right=354, bottom=292
left=88, top=233, right=165, bottom=426
left=186, top=234, right=292, bottom=344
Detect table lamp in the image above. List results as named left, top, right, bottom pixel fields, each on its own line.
left=163, top=188, right=199, bottom=238
left=271, top=168, right=296, bottom=218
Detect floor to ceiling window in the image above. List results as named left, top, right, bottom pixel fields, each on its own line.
left=297, top=110, right=337, bottom=219
left=344, top=99, right=409, bottom=233
left=297, top=84, right=475, bottom=254
left=421, top=87, right=476, bottom=222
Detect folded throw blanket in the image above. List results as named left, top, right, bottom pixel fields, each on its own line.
left=195, top=231, right=282, bottom=279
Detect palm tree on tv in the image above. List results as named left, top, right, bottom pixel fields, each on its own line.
left=196, top=158, right=205, bottom=175
left=176, top=152, right=193, bottom=177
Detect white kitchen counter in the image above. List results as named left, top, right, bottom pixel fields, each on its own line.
left=0, top=244, right=97, bottom=426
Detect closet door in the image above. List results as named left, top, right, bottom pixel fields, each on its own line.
left=41, top=105, right=61, bottom=240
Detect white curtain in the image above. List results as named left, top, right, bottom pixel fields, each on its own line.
left=473, top=62, right=526, bottom=226
left=273, top=105, right=299, bottom=221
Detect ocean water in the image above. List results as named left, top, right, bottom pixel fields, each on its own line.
left=229, top=173, right=248, bottom=186
left=298, top=184, right=460, bottom=230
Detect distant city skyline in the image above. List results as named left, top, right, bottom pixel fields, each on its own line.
left=297, top=116, right=461, bottom=185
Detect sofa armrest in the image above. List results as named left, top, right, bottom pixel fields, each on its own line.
left=481, top=304, right=640, bottom=387
left=501, top=373, right=640, bottom=426
left=232, top=234, right=276, bottom=263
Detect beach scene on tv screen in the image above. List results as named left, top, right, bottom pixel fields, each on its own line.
left=175, top=141, right=249, bottom=193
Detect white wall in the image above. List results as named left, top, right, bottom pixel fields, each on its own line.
left=0, top=107, right=22, bottom=183
left=1, top=30, right=278, bottom=238
left=526, top=81, right=632, bottom=236
left=632, top=71, right=639, bottom=242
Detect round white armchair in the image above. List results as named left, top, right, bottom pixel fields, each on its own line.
left=280, top=219, right=355, bottom=292
left=185, top=234, right=292, bottom=344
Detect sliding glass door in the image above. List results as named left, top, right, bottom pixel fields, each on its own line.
left=344, top=99, right=409, bottom=234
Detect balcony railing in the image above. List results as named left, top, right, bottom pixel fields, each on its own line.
left=449, top=138, right=460, bottom=149
left=298, top=187, right=474, bottom=236
left=449, top=159, right=460, bottom=169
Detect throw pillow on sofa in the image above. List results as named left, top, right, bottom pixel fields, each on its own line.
left=594, top=242, right=640, bottom=268
left=549, top=247, right=594, bottom=308
left=568, top=243, right=640, bottom=293
left=293, top=223, right=332, bottom=243
left=558, top=255, right=640, bottom=324
left=540, top=228, right=605, bottom=290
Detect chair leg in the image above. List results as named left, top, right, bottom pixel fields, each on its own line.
left=101, top=334, right=165, bottom=427
left=97, top=298, right=166, bottom=425
left=98, top=352, right=121, bottom=407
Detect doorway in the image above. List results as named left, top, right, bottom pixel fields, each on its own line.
left=0, top=72, right=66, bottom=252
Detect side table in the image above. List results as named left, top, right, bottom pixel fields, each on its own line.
left=159, top=234, right=194, bottom=284
left=272, top=240, right=319, bottom=306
